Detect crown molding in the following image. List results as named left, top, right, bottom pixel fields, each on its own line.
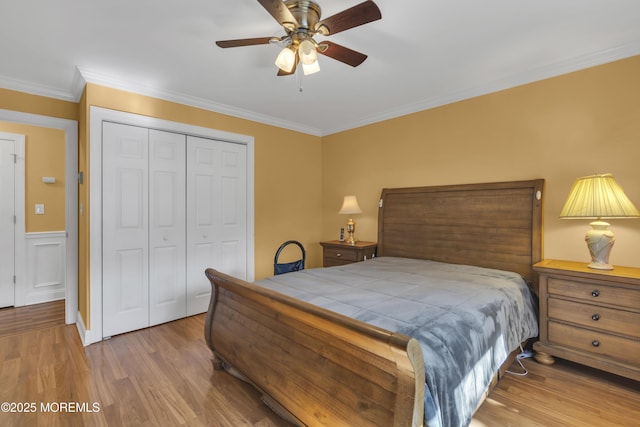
left=0, top=74, right=78, bottom=102
left=76, top=67, right=323, bottom=136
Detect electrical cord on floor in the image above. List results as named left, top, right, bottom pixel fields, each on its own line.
left=505, top=344, right=534, bottom=376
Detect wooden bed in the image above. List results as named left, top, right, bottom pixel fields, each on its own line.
left=204, top=179, right=544, bottom=426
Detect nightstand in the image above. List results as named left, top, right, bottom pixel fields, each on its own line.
left=320, top=240, right=377, bottom=267
left=533, top=259, right=640, bottom=381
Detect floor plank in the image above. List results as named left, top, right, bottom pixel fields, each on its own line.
left=472, top=357, right=640, bottom=427
left=0, top=302, right=638, bottom=426
left=0, top=300, right=65, bottom=338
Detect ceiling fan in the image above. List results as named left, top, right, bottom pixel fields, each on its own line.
left=216, top=0, right=381, bottom=76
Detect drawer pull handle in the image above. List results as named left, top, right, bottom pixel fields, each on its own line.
left=592, top=340, right=600, bottom=347
left=591, top=290, right=600, bottom=297
left=336, top=253, right=342, bottom=257
left=591, top=314, right=600, bottom=321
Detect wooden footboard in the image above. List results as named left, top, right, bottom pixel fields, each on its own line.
left=204, top=268, right=425, bottom=427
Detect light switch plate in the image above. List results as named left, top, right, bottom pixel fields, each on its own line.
left=35, top=204, right=45, bottom=215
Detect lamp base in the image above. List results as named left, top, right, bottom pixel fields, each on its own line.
left=346, top=218, right=357, bottom=246
left=585, top=220, right=615, bottom=270
left=588, top=261, right=614, bottom=270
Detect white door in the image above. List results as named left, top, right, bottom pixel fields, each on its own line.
left=102, top=122, right=150, bottom=337
left=186, top=136, right=247, bottom=315
left=148, top=129, right=186, bottom=326
left=0, top=138, right=15, bottom=308
left=102, top=122, right=248, bottom=333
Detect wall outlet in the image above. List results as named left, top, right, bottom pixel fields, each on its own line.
left=35, top=204, right=45, bottom=215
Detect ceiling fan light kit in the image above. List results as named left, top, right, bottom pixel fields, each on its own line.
left=302, top=60, right=320, bottom=75
left=216, top=0, right=382, bottom=77
left=275, top=46, right=296, bottom=73
left=298, top=39, right=317, bottom=65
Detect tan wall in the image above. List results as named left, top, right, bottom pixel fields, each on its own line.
left=0, top=88, right=78, bottom=120
left=322, top=55, right=640, bottom=268
left=0, top=122, right=66, bottom=232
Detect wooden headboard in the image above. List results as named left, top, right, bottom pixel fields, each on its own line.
left=377, top=179, right=544, bottom=290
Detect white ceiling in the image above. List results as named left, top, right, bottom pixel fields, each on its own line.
left=2, top=0, right=640, bottom=136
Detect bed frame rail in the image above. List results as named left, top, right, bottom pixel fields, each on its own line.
left=205, top=268, right=425, bottom=427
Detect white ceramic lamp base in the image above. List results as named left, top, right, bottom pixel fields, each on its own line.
left=585, top=220, right=615, bottom=270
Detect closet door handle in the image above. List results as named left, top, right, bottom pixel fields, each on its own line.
left=591, top=290, right=600, bottom=297
left=591, top=314, right=600, bottom=321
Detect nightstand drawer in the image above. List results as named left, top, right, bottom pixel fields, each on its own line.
left=548, top=322, right=640, bottom=365
left=548, top=277, right=640, bottom=309
left=323, top=247, right=358, bottom=262
left=320, top=241, right=377, bottom=268
left=548, top=298, right=640, bottom=339
left=323, top=257, right=354, bottom=267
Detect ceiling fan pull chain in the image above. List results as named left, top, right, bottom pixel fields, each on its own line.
left=296, top=66, right=303, bottom=92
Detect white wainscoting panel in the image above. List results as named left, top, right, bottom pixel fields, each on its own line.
left=21, top=231, right=66, bottom=306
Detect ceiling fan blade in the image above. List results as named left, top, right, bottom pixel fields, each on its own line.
left=216, top=37, right=273, bottom=48
left=318, top=41, right=367, bottom=67
left=315, top=1, right=381, bottom=35
left=258, top=0, right=299, bottom=31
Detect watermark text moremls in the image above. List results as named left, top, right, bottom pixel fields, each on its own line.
left=0, top=401, right=101, bottom=413
left=40, top=402, right=101, bottom=413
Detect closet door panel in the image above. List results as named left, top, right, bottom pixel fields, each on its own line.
left=103, top=122, right=149, bottom=337
left=219, top=156, right=247, bottom=279
left=186, top=139, right=221, bottom=315
left=219, top=144, right=247, bottom=278
left=186, top=137, right=247, bottom=315
left=149, top=130, right=186, bottom=326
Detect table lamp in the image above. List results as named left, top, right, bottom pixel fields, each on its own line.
left=338, top=195, right=362, bottom=245
left=560, top=173, right=640, bottom=270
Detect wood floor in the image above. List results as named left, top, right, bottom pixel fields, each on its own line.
left=0, top=299, right=65, bottom=338
left=0, top=302, right=638, bottom=427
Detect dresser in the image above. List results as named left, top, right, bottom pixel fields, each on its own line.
left=533, top=259, right=640, bottom=381
left=320, top=240, right=377, bottom=267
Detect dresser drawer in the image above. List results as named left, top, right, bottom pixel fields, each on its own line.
left=323, top=247, right=359, bottom=262
left=548, top=322, right=640, bottom=366
left=548, top=277, right=640, bottom=310
left=548, top=298, right=640, bottom=339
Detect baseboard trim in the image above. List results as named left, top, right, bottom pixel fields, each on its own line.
left=76, top=311, right=101, bottom=346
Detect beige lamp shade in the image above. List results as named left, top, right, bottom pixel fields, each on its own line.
left=338, top=195, right=363, bottom=215
left=560, top=173, right=640, bottom=219
left=560, top=173, right=640, bottom=270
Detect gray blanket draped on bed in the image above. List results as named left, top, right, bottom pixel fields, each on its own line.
left=257, top=257, right=539, bottom=427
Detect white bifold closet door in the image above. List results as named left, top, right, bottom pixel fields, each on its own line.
left=148, top=129, right=186, bottom=326
left=102, top=123, right=186, bottom=337
left=102, top=122, right=248, bottom=337
left=186, top=136, right=247, bottom=315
